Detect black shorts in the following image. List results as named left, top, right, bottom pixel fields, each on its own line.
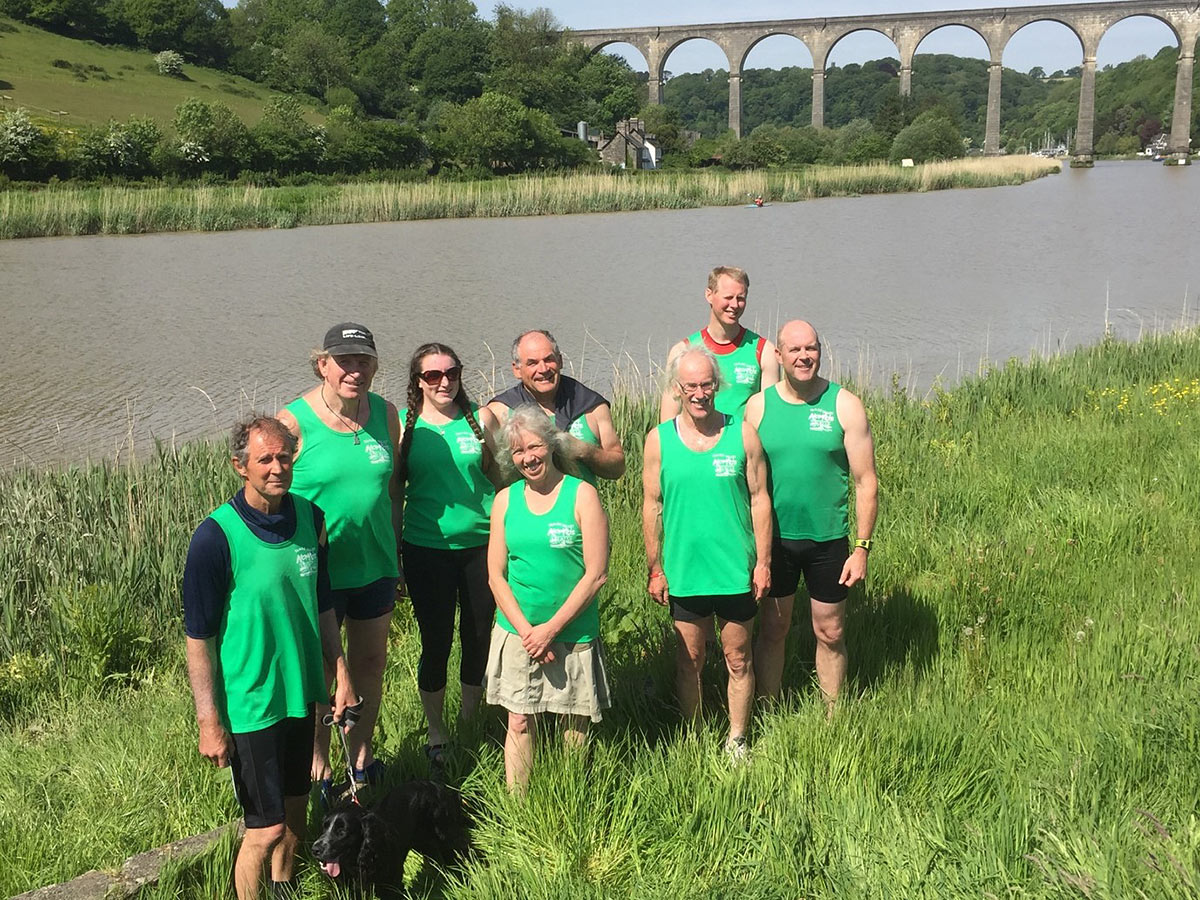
left=330, top=576, right=398, bottom=622
left=670, top=592, right=758, bottom=624
left=229, top=708, right=315, bottom=829
left=769, top=537, right=849, bottom=603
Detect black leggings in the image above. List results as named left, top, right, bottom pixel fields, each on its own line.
left=401, top=541, right=495, bottom=693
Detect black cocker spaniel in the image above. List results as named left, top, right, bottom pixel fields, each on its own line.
left=311, top=779, right=472, bottom=897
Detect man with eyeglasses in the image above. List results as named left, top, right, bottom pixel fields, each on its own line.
left=642, top=347, right=773, bottom=762
left=487, top=329, right=625, bottom=484
left=659, top=266, right=779, bottom=422
left=744, top=320, right=878, bottom=716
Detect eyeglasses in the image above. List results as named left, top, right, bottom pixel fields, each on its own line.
left=677, top=380, right=717, bottom=395
left=419, top=366, right=462, bottom=385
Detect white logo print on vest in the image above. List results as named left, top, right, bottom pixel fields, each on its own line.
left=363, top=437, right=391, bottom=465
left=712, top=454, right=739, bottom=477
left=456, top=432, right=482, bottom=456
left=547, top=522, right=577, bottom=548
left=295, top=548, right=317, bottom=577
left=808, top=408, right=835, bottom=433
left=734, top=362, right=757, bottom=385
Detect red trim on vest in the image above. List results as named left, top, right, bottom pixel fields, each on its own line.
left=755, top=336, right=766, bottom=365
left=700, top=326, right=746, bottom=356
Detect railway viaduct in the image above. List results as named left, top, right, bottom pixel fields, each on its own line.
left=570, top=2, right=1200, bottom=162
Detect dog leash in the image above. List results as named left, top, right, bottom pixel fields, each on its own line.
left=322, top=696, right=365, bottom=806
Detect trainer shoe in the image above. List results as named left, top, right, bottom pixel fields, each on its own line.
left=724, top=735, right=750, bottom=765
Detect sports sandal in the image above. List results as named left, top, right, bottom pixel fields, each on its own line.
left=425, top=743, right=449, bottom=779
left=352, top=759, right=386, bottom=786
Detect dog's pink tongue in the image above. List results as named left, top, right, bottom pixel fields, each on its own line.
left=319, top=860, right=341, bottom=878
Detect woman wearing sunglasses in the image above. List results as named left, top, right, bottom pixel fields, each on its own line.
left=397, top=342, right=501, bottom=774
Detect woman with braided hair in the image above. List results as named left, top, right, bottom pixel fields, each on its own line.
left=398, top=342, right=501, bottom=774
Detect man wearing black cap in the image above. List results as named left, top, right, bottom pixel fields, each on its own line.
left=278, top=322, right=403, bottom=799
left=486, top=329, right=625, bottom=484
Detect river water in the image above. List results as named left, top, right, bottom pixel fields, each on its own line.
left=1, top=161, right=1197, bottom=466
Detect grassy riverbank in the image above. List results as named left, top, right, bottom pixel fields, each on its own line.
left=2, top=328, right=1197, bottom=898
left=0, top=157, right=1059, bottom=239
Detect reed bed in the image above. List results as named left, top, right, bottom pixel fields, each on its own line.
left=0, top=157, right=1060, bottom=239
left=2, top=325, right=1195, bottom=898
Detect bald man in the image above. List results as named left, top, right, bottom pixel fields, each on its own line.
left=744, top=320, right=878, bottom=715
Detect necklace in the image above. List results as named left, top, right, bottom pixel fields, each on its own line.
left=322, top=386, right=362, bottom=444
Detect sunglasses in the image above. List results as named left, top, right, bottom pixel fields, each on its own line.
left=419, top=366, right=462, bottom=385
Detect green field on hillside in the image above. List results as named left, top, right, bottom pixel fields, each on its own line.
left=0, top=17, right=318, bottom=127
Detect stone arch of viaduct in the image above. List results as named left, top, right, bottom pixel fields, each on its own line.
left=571, top=1, right=1200, bottom=160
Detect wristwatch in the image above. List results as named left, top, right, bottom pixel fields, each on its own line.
left=853, top=539, right=873, bottom=552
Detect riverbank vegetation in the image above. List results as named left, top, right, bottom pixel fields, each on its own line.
left=0, top=156, right=1060, bottom=238
left=2, top=328, right=1198, bottom=897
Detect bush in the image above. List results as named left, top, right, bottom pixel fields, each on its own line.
left=155, top=50, right=185, bottom=78
left=433, top=92, right=582, bottom=173
left=73, top=117, right=162, bottom=178
left=845, top=130, right=892, bottom=164
left=890, top=109, right=966, bottom=163
left=250, top=94, right=323, bottom=174
left=61, top=584, right=155, bottom=689
left=0, top=107, right=59, bottom=180
left=171, top=97, right=252, bottom=177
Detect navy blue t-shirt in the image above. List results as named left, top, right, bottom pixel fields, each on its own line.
left=183, top=491, right=332, bottom=639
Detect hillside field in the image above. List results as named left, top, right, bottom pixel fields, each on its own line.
left=0, top=17, right=319, bottom=127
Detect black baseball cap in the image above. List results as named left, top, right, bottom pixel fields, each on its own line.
left=323, top=323, right=377, bottom=357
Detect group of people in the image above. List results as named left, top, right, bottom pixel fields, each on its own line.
left=182, top=266, right=877, bottom=899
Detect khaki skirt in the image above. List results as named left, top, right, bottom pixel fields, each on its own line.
left=485, top=624, right=612, bottom=723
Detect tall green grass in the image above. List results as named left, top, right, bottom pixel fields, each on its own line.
left=0, top=158, right=1060, bottom=239
left=2, top=328, right=1197, bottom=898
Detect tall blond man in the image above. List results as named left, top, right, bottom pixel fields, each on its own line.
left=660, top=266, right=779, bottom=422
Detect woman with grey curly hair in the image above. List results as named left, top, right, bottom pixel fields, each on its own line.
left=485, top=404, right=610, bottom=792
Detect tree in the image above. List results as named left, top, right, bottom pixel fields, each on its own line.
left=122, top=0, right=232, bottom=64
left=0, top=108, right=59, bottom=179
left=889, top=108, right=965, bottom=163
left=313, top=0, right=384, bottom=57
left=320, top=106, right=426, bottom=172
left=638, top=103, right=684, bottom=157
left=353, top=28, right=417, bottom=117
left=250, top=94, right=322, bottom=173
left=432, top=91, right=583, bottom=172
left=266, top=21, right=353, bottom=99
left=408, top=24, right=487, bottom=106
left=172, top=97, right=252, bottom=175
left=74, top=117, right=163, bottom=177
left=155, top=50, right=185, bottom=77
left=1028, top=66, right=1045, bottom=80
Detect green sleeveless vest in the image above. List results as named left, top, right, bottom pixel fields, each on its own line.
left=401, top=406, right=493, bottom=549
left=496, top=476, right=598, bottom=643
left=686, top=327, right=766, bottom=415
left=658, top=416, right=754, bottom=597
left=209, top=496, right=325, bottom=733
left=757, top=383, right=849, bottom=541
left=286, top=392, right=398, bottom=589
